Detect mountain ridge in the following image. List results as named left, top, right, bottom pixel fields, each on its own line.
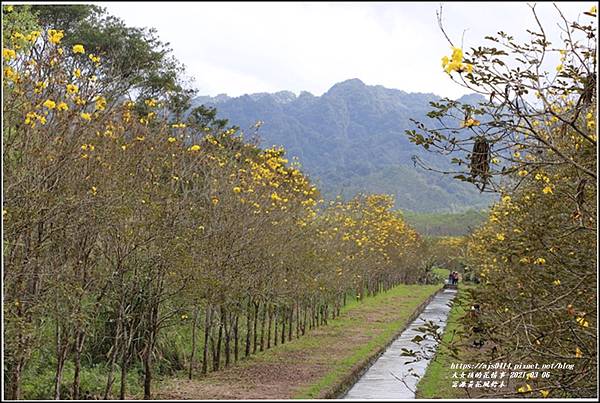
left=190, top=79, right=495, bottom=212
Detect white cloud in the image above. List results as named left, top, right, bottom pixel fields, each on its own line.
left=97, top=1, right=596, bottom=99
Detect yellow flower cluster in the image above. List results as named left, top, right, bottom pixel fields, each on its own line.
left=3, top=48, right=16, bottom=61
left=48, top=29, right=64, bottom=45
left=441, top=47, right=473, bottom=74
left=43, top=99, right=56, bottom=109
left=24, top=111, right=47, bottom=127
left=95, top=96, right=107, bottom=111
left=66, top=84, right=79, bottom=94
left=72, top=44, right=85, bottom=54
left=462, top=118, right=480, bottom=128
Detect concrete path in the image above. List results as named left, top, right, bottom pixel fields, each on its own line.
left=343, top=288, right=458, bottom=399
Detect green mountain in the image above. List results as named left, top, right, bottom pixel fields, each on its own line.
left=191, top=78, right=495, bottom=212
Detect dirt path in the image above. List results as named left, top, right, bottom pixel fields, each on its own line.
left=156, top=284, right=440, bottom=399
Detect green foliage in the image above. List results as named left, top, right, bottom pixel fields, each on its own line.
left=2, top=5, right=39, bottom=45
left=21, top=362, right=142, bottom=400
left=30, top=4, right=195, bottom=115
left=403, top=209, right=487, bottom=236
left=190, top=81, right=495, bottom=212
left=409, top=5, right=597, bottom=398
left=2, top=15, right=432, bottom=400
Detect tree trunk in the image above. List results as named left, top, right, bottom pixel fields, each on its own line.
left=188, top=305, right=200, bottom=379
left=214, top=317, right=223, bottom=371
left=302, top=305, right=307, bottom=335
left=143, top=303, right=159, bottom=400
left=260, top=303, right=267, bottom=352
left=281, top=309, right=286, bottom=345
left=274, top=307, right=279, bottom=347
left=143, top=345, right=152, bottom=400
left=72, top=328, right=86, bottom=399
left=252, top=302, right=259, bottom=354
left=288, top=306, right=293, bottom=342
left=104, top=331, right=121, bottom=398
left=202, top=305, right=212, bottom=374
left=233, top=315, right=239, bottom=362
left=245, top=300, right=251, bottom=357
left=222, top=307, right=231, bottom=367
left=8, top=356, right=25, bottom=400
left=119, top=345, right=129, bottom=400
left=54, top=323, right=70, bottom=400
left=295, top=302, right=300, bottom=339
left=267, top=304, right=272, bottom=349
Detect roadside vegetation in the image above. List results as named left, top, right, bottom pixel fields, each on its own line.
left=408, top=5, right=597, bottom=398
left=3, top=5, right=433, bottom=399
left=156, top=284, right=440, bottom=400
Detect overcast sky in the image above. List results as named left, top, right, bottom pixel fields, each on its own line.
left=98, top=1, right=595, bottom=99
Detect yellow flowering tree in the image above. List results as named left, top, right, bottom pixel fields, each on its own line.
left=405, top=5, right=596, bottom=398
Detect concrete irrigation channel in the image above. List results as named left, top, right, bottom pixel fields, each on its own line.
left=343, top=288, right=458, bottom=399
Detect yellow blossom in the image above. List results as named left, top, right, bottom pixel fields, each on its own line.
left=80, top=112, right=91, bottom=121
left=66, top=84, right=79, bottom=94
left=72, top=44, right=85, bottom=54
left=553, top=279, right=561, bottom=286
left=534, top=257, right=546, bottom=265
left=517, top=384, right=532, bottom=393
left=462, top=118, right=481, bottom=128
left=48, top=29, right=64, bottom=44
left=496, top=233, right=505, bottom=241
left=167, top=137, right=177, bottom=143
left=26, top=31, right=40, bottom=42
left=518, top=170, right=528, bottom=177
left=4, top=66, right=18, bottom=81
left=95, top=96, right=106, bottom=111
left=542, top=186, right=553, bottom=194
left=233, top=187, right=242, bottom=193
left=575, top=347, right=583, bottom=358
left=3, top=48, right=16, bottom=60
left=451, top=47, right=463, bottom=62
left=57, top=102, right=69, bottom=111
left=43, top=99, right=56, bottom=109
left=188, top=145, right=201, bottom=152
left=576, top=316, right=589, bottom=328
left=74, top=68, right=81, bottom=78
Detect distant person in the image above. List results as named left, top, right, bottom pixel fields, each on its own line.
left=452, top=271, right=459, bottom=285
left=448, top=272, right=453, bottom=285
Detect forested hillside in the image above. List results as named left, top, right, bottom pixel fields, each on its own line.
left=191, top=80, right=495, bottom=212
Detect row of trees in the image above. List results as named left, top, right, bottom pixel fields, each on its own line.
left=408, top=5, right=597, bottom=398
left=3, top=6, right=428, bottom=399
